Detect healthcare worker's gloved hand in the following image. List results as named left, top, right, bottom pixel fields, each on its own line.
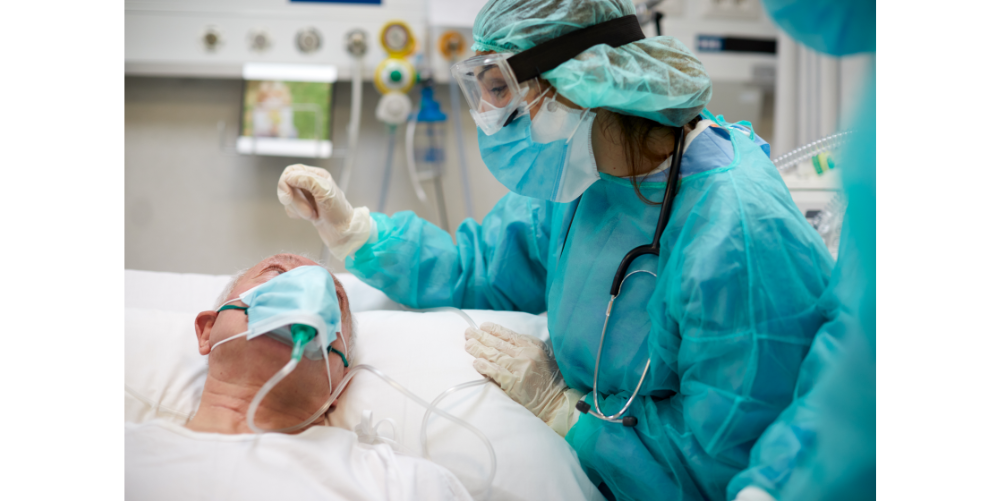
left=733, top=486, right=777, bottom=501
left=465, top=322, right=583, bottom=437
left=278, top=164, right=376, bottom=260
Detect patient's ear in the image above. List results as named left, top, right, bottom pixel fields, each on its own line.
left=195, top=311, right=217, bottom=356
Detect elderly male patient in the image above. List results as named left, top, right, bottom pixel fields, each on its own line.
left=125, top=253, right=472, bottom=501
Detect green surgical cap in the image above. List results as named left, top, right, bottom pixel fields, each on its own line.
left=472, top=0, right=712, bottom=126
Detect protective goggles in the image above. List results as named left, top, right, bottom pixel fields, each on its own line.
left=450, top=15, right=645, bottom=136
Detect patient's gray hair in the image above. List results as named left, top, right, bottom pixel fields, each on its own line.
left=213, top=266, right=356, bottom=363
left=214, top=268, right=250, bottom=310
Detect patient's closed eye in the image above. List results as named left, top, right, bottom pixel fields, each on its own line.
left=261, top=265, right=286, bottom=276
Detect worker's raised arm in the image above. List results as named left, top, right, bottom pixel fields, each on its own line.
left=347, top=192, right=553, bottom=312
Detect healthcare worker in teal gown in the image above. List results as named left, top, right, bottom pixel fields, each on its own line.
left=277, top=1, right=835, bottom=499
left=727, top=0, right=875, bottom=500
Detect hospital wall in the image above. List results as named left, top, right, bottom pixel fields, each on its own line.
left=125, top=77, right=509, bottom=275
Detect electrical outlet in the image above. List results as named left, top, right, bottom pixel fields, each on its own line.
left=704, top=0, right=760, bottom=20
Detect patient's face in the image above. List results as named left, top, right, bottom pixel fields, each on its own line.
left=199, top=253, right=352, bottom=402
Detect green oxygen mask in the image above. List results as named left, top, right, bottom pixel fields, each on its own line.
left=290, top=323, right=348, bottom=367
left=290, top=324, right=316, bottom=362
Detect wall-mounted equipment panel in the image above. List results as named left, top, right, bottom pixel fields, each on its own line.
left=124, top=0, right=426, bottom=80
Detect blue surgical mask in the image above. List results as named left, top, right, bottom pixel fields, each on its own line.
left=213, top=265, right=344, bottom=363
left=477, top=94, right=599, bottom=203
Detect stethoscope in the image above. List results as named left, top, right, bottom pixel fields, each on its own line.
left=574, top=123, right=690, bottom=428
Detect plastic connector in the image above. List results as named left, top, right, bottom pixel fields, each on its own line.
left=290, top=324, right=318, bottom=362
left=576, top=400, right=591, bottom=413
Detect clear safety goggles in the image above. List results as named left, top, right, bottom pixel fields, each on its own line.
left=449, top=15, right=646, bottom=136
left=450, top=53, right=545, bottom=136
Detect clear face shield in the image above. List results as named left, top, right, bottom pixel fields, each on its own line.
left=451, top=53, right=544, bottom=136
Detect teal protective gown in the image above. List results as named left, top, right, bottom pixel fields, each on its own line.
left=347, top=113, right=834, bottom=501
left=726, top=73, right=875, bottom=501
left=725, top=0, right=875, bottom=498
left=725, top=219, right=871, bottom=499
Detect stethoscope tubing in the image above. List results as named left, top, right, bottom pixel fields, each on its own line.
left=585, top=124, right=690, bottom=426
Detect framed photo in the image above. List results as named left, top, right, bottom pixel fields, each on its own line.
left=236, top=64, right=336, bottom=158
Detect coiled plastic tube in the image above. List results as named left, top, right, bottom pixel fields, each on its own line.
left=773, top=130, right=854, bottom=172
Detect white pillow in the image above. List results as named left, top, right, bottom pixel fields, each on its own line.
left=124, top=305, right=603, bottom=501
left=124, top=307, right=204, bottom=425
left=331, top=309, right=602, bottom=501
left=125, top=270, right=233, bottom=313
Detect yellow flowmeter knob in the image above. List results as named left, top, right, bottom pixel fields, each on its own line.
left=374, top=57, right=415, bottom=94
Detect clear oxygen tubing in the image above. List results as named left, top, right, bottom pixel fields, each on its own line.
left=405, top=306, right=491, bottom=492
left=407, top=306, right=478, bottom=331
left=339, top=55, right=364, bottom=193
left=246, top=331, right=333, bottom=435
left=377, top=125, right=397, bottom=213
left=432, top=175, right=450, bottom=233
left=295, top=363, right=497, bottom=499
left=404, top=115, right=430, bottom=204
left=247, top=358, right=302, bottom=434
left=405, top=115, right=450, bottom=232
left=448, top=70, right=476, bottom=220
left=243, top=307, right=497, bottom=497
left=772, top=130, right=854, bottom=172
left=419, top=379, right=490, bottom=460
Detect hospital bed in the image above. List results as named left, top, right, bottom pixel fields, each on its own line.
left=125, top=269, right=604, bottom=501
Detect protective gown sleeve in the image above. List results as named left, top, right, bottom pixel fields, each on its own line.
left=345, top=193, right=552, bottom=311
left=725, top=221, right=871, bottom=500
left=566, top=156, right=834, bottom=501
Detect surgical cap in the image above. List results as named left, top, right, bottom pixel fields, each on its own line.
left=472, top=0, right=713, bottom=127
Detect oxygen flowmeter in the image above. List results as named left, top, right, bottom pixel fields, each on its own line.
left=374, top=21, right=416, bottom=125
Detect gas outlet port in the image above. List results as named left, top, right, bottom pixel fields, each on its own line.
left=296, top=27, right=322, bottom=54
left=202, top=27, right=223, bottom=52
left=248, top=29, right=271, bottom=53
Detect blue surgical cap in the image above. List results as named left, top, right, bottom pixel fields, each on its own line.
left=472, top=0, right=713, bottom=127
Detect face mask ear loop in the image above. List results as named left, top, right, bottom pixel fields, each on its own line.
left=342, top=328, right=350, bottom=364
left=211, top=299, right=249, bottom=353
left=564, top=108, right=593, bottom=145
left=321, top=340, right=333, bottom=394
left=524, top=81, right=554, bottom=114
left=209, top=331, right=248, bottom=353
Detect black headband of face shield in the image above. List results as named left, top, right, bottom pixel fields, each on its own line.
left=506, top=15, right=645, bottom=83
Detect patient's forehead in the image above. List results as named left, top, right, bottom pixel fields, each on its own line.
left=229, top=254, right=346, bottom=306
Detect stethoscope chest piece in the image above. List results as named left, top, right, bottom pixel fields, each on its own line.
left=576, top=400, right=639, bottom=427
